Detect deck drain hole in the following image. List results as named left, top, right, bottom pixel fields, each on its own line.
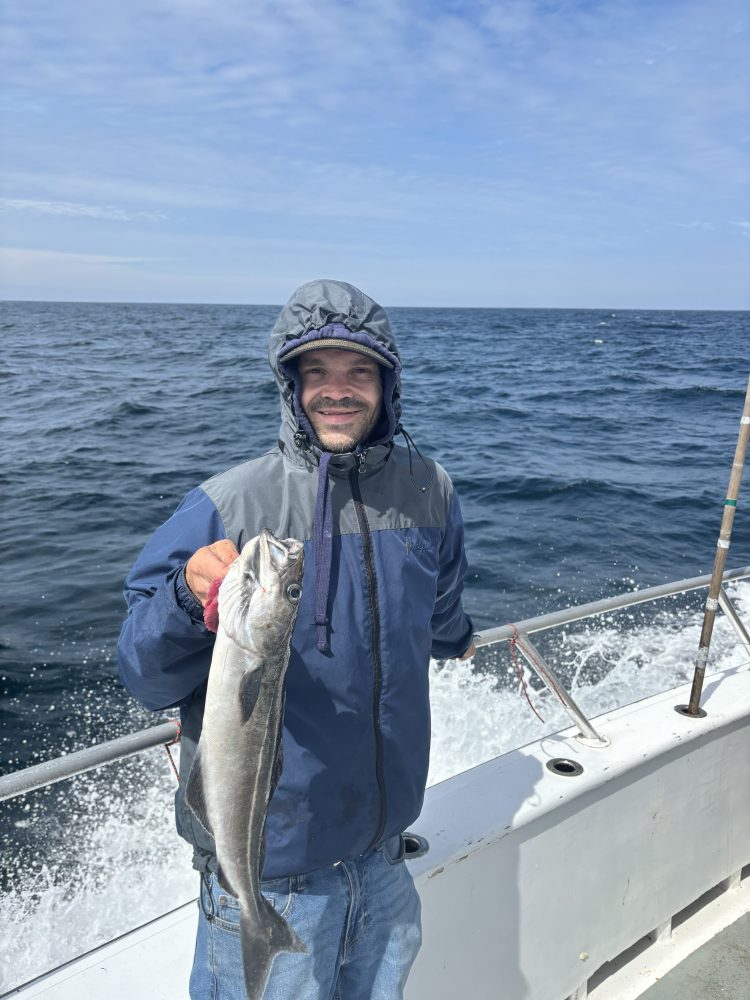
left=546, top=758, right=584, bottom=777
left=403, top=833, right=429, bottom=859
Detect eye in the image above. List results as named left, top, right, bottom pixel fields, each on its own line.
left=286, top=583, right=302, bottom=603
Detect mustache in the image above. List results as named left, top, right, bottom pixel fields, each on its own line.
left=309, top=396, right=368, bottom=412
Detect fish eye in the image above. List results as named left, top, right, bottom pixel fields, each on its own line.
left=286, top=583, right=302, bottom=603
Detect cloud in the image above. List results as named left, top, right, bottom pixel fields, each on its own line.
left=3, top=0, right=742, bottom=131
left=0, top=246, right=157, bottom=267
left=1, top=0, right=747, bottom=306
left=0, top=246, right=167, bottom=301
left=4, top=1, right=747, bottom=182
left=1, top=170, right=236, bottom=210
left=0, top=198, right=168, bottom=221
left=672, top=221, right=716, bottom=230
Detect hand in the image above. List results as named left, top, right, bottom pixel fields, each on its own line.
left=185, top=540, right=240, bottom=606
left=459, top=642, right=476, bottom=661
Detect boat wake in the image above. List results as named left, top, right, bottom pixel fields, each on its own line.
left=428, top=580, right=750, bottom=784
left=1, top=581, right=748, bottom=993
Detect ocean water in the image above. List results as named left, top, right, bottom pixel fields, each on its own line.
left=1, top=301, right=749, bottom=990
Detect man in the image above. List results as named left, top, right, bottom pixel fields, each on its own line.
left=118, top=278, right=475, bottom=999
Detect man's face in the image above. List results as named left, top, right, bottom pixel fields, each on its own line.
left=297, top=348, right=383, bottom=453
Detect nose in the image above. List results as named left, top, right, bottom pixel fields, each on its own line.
left=322, top=372, right=354, bottom=398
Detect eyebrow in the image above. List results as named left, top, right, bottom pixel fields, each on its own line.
left=297, top=358, right=379, bottom=371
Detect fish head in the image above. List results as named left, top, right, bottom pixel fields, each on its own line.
left=218, top=529, right=304, bottom=653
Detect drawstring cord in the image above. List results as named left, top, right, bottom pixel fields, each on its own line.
left=396, top=424, right=434, bottom=493
left=291, top=429, right=334, bottom=651
left=313, top=451, right=333, bottom=652
left=295, top=423, right=431, bottom=654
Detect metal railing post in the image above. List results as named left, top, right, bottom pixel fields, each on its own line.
left=717, top=587, right=750, bottom=654
left=513, top=632, right=609, bottom=746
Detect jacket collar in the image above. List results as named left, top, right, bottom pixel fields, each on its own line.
left=278, top=420, right=392, bottom=476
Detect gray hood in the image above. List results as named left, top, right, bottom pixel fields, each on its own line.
left=268, top=279, right=402, bottom=456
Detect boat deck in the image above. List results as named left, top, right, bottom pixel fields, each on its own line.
left=640, top=913, right=749, bottom=1000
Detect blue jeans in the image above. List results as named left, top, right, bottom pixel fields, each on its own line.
left=189, top=838, right=422, bottom=999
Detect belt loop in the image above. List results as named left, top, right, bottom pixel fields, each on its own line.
left=381, top=834, right=406, bottom=864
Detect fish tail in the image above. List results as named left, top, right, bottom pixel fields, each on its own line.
left=240, top=898, right=307, bottom=1000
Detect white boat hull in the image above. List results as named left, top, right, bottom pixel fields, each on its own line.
left=9, top=665, right=750, bottom=1000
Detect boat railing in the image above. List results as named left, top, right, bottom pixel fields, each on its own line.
left=2, top=565, right=749, bottom=803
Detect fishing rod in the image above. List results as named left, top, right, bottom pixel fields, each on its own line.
left=683, top=372, right=750, bottom=717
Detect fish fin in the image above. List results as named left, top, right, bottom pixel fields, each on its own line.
left=184, top=746, right=215, bottom=839
left=270, top=719, right=285, bottom=795
left=239, top=667, right=263, bottom=724
left=240, top=897, right=306, bottom=1000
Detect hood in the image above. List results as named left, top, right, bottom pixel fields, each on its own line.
left=268, top=279, right=402, bottom=456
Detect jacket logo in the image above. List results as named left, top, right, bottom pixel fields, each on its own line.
left=405, top=538, right=430, bottom=555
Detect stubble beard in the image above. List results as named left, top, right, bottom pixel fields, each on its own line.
left=307, top=398, right=380, bottom=453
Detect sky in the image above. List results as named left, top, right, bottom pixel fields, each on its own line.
left=1, top=0, right=748, bottom=308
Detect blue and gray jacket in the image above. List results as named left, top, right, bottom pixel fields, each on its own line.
left=117, top=279, right=474, bottom=879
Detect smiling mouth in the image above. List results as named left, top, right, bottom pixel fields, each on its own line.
left=317, top=409, right=362, bottom=420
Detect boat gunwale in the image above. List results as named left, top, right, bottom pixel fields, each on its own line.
left=2, top=564, right=749, bottom=804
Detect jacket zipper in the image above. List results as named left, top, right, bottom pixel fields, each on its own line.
left=349, top=461, right=387, bottom=851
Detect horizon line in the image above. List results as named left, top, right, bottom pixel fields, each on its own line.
left=3, top=298, right=748, bottom=313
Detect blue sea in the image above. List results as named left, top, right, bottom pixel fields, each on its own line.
left=1, top=301, right=749, bottom=989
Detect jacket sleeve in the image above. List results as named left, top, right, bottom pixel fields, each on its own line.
left=117, top=487, right=227, bottom=711
left=430, top=487, right=475, bottom=659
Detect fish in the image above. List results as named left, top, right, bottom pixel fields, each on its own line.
left=185, top=528, right=307, bottom=1000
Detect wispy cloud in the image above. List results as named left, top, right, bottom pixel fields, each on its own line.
left=0, top=246, right=171, bottom=302
left=1, top=0, right=748, bottom=306
left=1, top=170, right=236, bottom=210
left=0, top=198, right=167, bottom=221
left=672, top=221, right=717, bottom=230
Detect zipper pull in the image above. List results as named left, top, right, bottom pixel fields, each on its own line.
left=356, top=448, right=369, bottom=472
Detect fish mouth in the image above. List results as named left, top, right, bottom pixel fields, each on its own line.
left=259, top=528, right=303, bottom=556
left=253, top=529, right=304, bottom=586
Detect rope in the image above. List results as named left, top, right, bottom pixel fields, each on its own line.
left=163, top=718, right=181, bottom=783
left=507, top=624, right=546, bottom=723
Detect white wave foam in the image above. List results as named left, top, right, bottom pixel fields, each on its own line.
left=0, top=754, right=194, bottom=993
left=428, top=581, right=750, bottom=785
left=2, top=582, right=749, bottom=990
